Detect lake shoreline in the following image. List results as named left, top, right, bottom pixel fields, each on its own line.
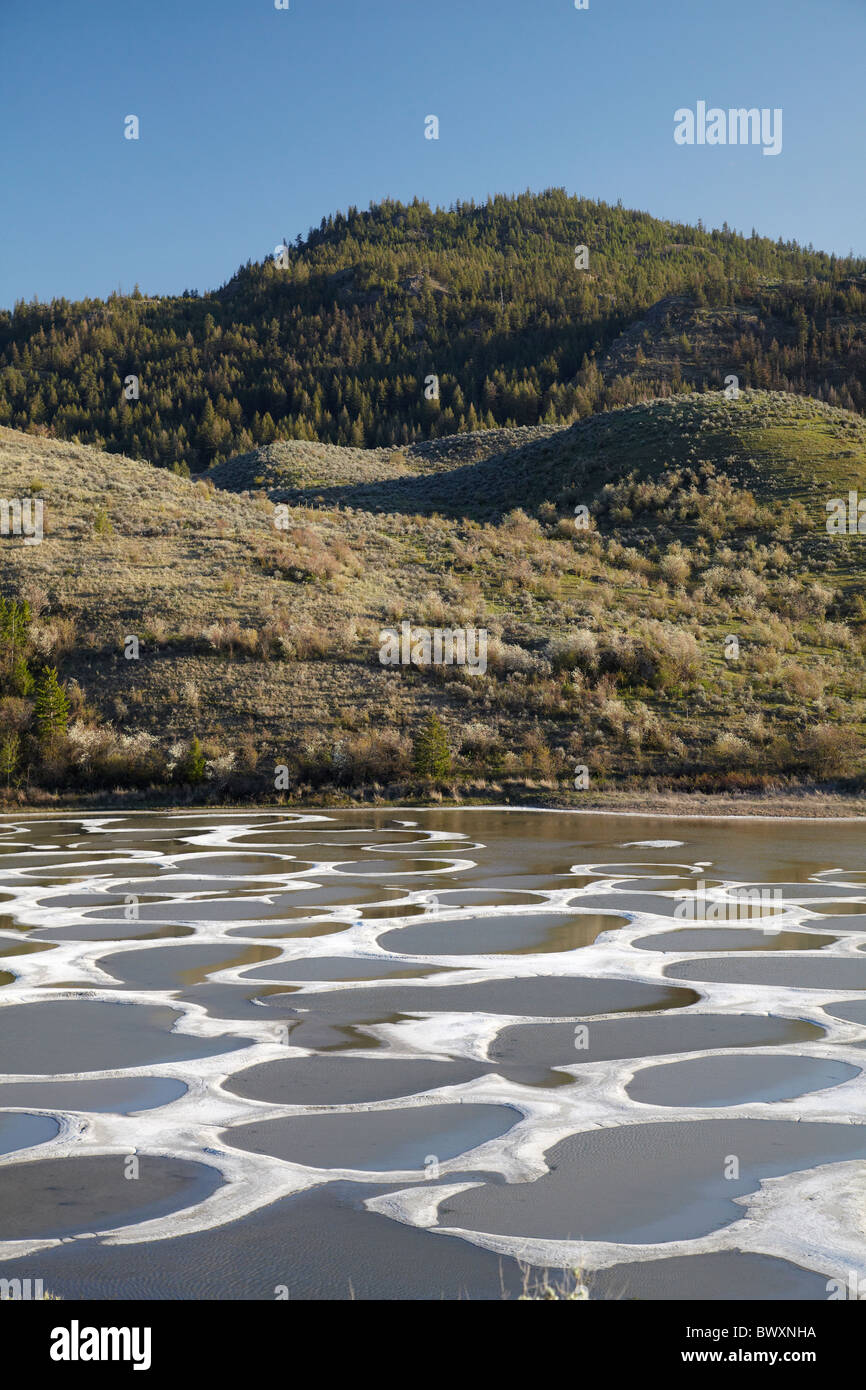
left=2, top=789, right=866, bottom=820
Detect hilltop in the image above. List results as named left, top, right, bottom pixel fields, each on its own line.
left=1, top=190, right=865, bottom=478
left=2, top=389, right=866, bottom=806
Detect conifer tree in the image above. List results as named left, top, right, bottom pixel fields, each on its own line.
left=412, top=713, right=451, bottom=779
left=33, top=667, right=70, bottom=743
left=0, top=732, right=20, bottom=787
left=0, top=596, right=31, bottom=685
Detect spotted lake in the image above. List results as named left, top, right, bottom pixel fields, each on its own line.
left=0, top=808, right=864, bottom=1300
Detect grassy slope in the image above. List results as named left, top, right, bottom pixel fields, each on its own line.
left=2, top=388, right=866, bottom=805
left=208, top=387, right=866, bottom=519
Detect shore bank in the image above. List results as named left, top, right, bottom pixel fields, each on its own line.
left=1, top=788, right=866, bottom=819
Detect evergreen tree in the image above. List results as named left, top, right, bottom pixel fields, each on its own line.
left=0, top=596, right=31, bottom=685
left=33, top=667, right=70, bottom=743
left=9, top=657, right=34, bottom=697
left=0, top=732, right=20, bottom=787
left=412, top=713, right=451, bottom=779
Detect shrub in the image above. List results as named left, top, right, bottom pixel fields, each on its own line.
left=799, top=724, right=861, bottom=779
left=175, top=736, right=207, bottom=785
left=546, top=629, right=598, bottom=675
left=658, top=548, right=691, bottom=587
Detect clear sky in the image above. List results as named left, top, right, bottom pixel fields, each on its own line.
left=2, top=0, right=864, bottom=308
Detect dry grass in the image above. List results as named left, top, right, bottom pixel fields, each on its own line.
left=2, top=388, right=866, bottom=803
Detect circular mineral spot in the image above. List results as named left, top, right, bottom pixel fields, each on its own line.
left=353, top=903, right=429, bottom=920
left=37, top=922, right=195, bottom=942
left=222, top=1102, right=519, bottom=1172
left=665, top=956, right=866, bottom=991
left=812, top=914, right=866, bottom=930
left=330, top=858, right=462, bottom=877
left=85, top=897, right=298, bottom=924
left=435, top=1119, right=866, bottom=1245
left=168, top=853, right=307, bottom=878
left=823, top=999, right=866, bottom=1026
left=0, top=1154, right=223, bottom=1240
left=428, top=890, right=546, bottom=908
left=0, top=1077, right=187, bottom=1114
left=98, top=943, right=282, bottom=989
left=625, top=1053, right=859, bottom=1107
left=241, top=882, right=412, bottom=914
left=379, top=912, right=629, bottom=957
left=634, top=927, right=837, bottom=953
left=66, top=877, right=287, bottom=898
left=761, top=884, right=866, bottom=902
left=242, top=956, right=451, bottom=982
left=258, top=976, right=699, bottom=1021
left=607, top=877, right=701, bottom=893
left=489, top=1012, right=826, bottom=1069
left=224, top=1055, right=491, bottom=1107
left=227, top=917, right=352, bottom=940
left=0, top=1000, right=253, bottom=1073
left=0, top=1111, right=60, bottom=1155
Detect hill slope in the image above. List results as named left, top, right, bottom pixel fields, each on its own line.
left=209, top=388, right=866, bottom=522
left=2, top=389, right=866, bottom=803
left=2, top=190, right=865, bottom=476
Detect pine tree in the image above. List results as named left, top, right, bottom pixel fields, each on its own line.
left=0, top=596, right=31, bottom=684
left=33, top=667, right=70, bottom=743
left=10, top=657, right=34, bottom=697
left=412, top=713, right=451, bottom=779
left=196, top=398, right=220, bottom=461
left=0, top=732, right=20, bottom=787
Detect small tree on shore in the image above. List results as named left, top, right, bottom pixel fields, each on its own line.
left=0, top=732, right=20, bottom=788
left=412, top=713, right=451, bottom=779
left=176, top=736, right=206, bottom=784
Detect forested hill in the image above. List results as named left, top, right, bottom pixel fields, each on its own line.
left=2, top=188, right=865, bottom=474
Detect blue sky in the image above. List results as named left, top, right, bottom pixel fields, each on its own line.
left=2, top=0, right=864, bottom=308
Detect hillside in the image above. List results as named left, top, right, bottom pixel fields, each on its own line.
left=2, top=390, right=866, bottom=805
left=599, top=283, right=866, bottom=398
left=207, top=387, right=866, bottom=521
left=205, top=424, right=555, bottom=497
left=2, top=191, right=865, bottom=477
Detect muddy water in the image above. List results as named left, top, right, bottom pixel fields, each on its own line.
left=0, top=808, right=864, bottom=1301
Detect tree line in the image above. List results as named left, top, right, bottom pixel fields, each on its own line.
left=1, top=189, right=864, bottom=471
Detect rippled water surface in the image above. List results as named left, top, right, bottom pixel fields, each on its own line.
left=0, top=808, right=864, bottom=1301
